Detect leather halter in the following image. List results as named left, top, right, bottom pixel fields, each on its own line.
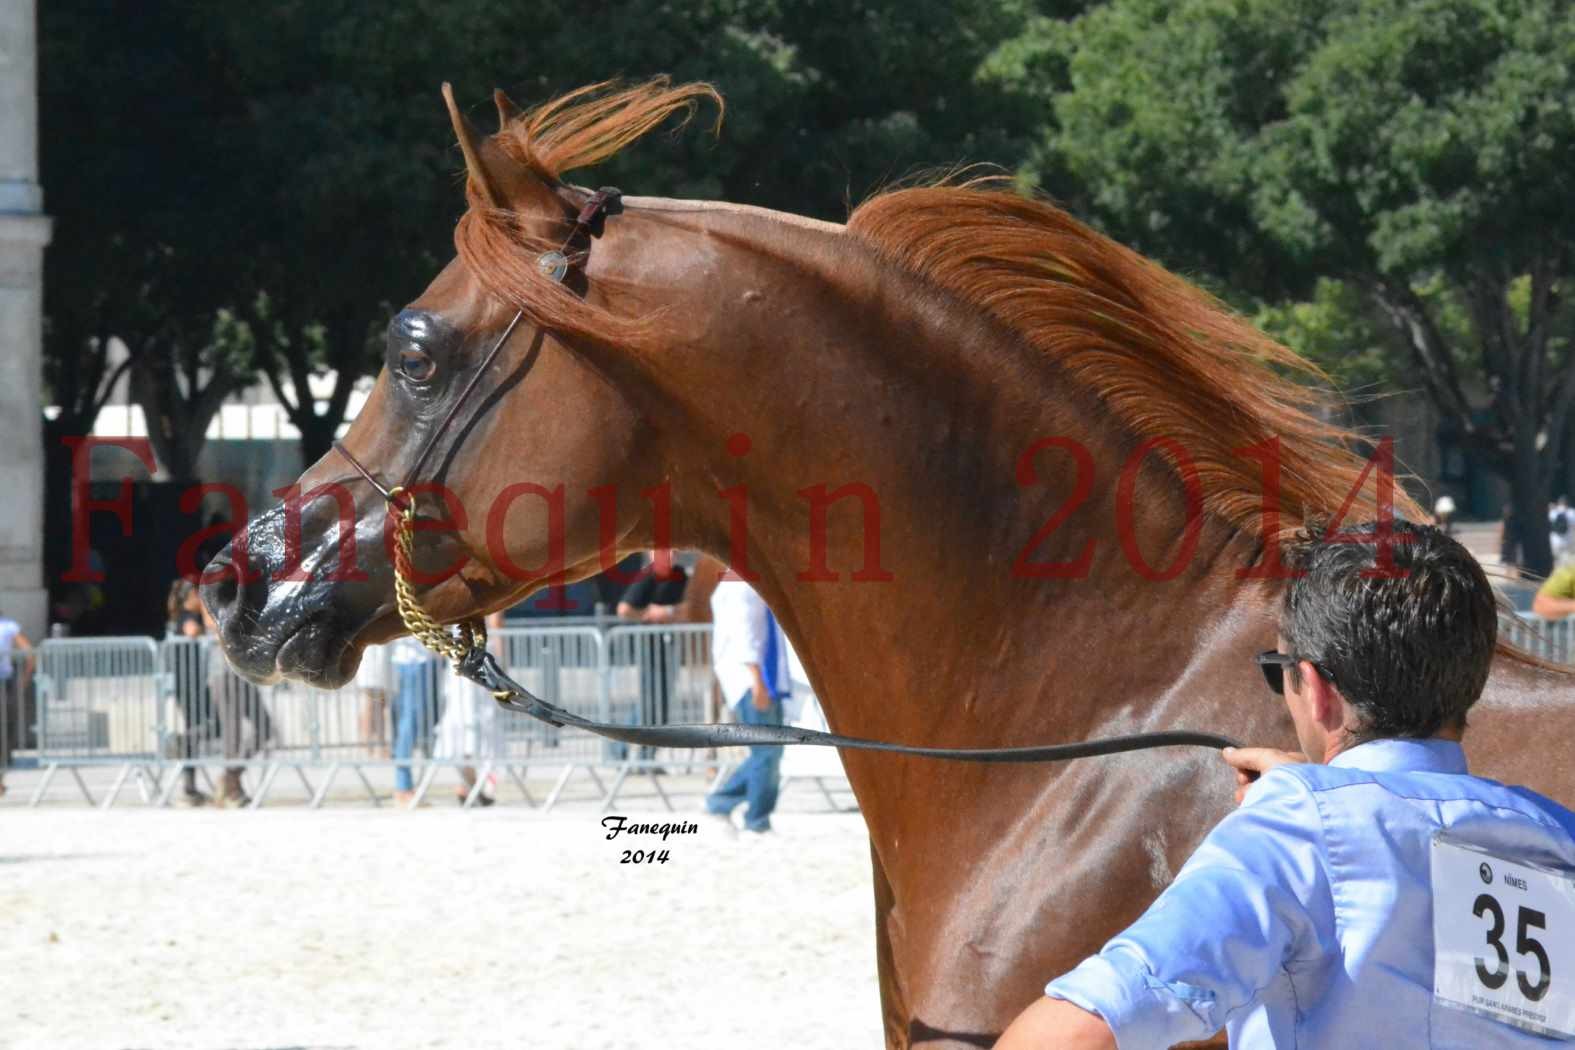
left=330, top=185, right=1241, bottom=762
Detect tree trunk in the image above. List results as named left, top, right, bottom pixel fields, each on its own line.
left=129, top=353, right=250, bottom=484
left=1513, top=427, right=1553, bottom=579
left=1563, top=416, right=1575, bottom=508
left=297, top=414, right=338, bottom=472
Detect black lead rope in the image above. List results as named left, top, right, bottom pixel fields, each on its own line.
left=457, top=650, right=1242, bottom=763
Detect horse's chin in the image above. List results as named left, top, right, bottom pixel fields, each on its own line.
left=276, top=621, right=363, bottom=689
left=216, top=616, right=364, bottom=690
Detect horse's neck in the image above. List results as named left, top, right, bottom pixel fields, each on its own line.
left=600, top=203, right=1278, bottom=741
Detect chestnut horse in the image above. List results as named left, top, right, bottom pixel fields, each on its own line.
left=203, top=81, right=1575, bottom=1047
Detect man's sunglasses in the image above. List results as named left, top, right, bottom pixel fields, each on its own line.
left=1254, top=650, right=1336, bottom=695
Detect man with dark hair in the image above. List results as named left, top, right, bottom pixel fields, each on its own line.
left=998, top=520, right=1575, bottom=1049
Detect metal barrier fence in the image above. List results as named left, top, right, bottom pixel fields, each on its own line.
left=15, top=612, right=1575, bottom=811
left=1499, top=612, right=1575, bottom=663
left=13, top=624, right=809, bottom=811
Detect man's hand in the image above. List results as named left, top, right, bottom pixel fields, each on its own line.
left=1222, top=746, right=1305, bottom=805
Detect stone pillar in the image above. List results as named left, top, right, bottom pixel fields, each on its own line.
left=0, top=0, right=50, bottom=638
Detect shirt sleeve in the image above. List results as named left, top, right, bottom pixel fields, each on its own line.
left=1045, top=769, right=1331, bottom=1048
left=620, top=573, right=655, bottom=608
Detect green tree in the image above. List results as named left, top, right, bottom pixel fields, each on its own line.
left=1002, top=0, right=1575, bottom=574
left=45, top=0, right=1054, bottom=471
left=41, top=0, right=258, bottom=482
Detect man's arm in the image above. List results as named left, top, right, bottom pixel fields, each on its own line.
left=1532, top=592, right=1575, bottom=619
left=995, top=998, right=1115, bottom=1050
left=1533, top=568, right=1575, bottom=619
left=1000, top=771, right=1329, bottom=1049
left=14, top=630, right=32, bottom=690
left=749, top=662, right=772, bottom=710
left=617, top=574, right=654, bottom=620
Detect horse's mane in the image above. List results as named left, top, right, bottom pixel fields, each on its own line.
left=847, top=186, right=1420, bottom=537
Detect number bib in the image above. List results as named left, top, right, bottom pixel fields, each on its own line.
left=1432, top=836, right=1575, bottom=1039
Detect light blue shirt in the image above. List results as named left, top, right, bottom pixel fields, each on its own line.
left=1046, top=739, right=1575, bottom=1048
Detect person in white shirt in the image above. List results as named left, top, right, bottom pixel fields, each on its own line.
left=703, top=577, right=788, bottom=834
left=432, top=611, right=503, bottom=805
left=1550, top=496, right=1571, bottom=562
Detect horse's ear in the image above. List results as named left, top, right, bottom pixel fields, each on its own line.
left=442, top=82, right=504, bottom=207
left=494, top=89, right=523, bottom=131
left=441, top=82, right=562, bottom=216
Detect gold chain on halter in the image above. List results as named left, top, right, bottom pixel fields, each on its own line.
left=387, top=486, right=486, bottom=666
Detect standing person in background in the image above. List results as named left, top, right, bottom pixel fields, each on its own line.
left=616, top=550, right=690, bottom=625
left=0, top=609, right=33, bottom=801
left=164, top=580, right=212, bottom=806
left=1549, top=495, right=1570, bottom=564
left=200, top=602, right=274, bottom=808
left=703, top=576, right=789, bottom=835
left=617, top=551, right=691, bottom=762
left=433, top=611, right=504, bottom=805
left=1531, top=554, right=1575, bottom=622
left=1498, top=502, right=1522, bottom=579
left=389, top=635, right=441, bottom=808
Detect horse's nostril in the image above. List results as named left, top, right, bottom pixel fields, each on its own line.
left=201, top=558, right=240, bottom=615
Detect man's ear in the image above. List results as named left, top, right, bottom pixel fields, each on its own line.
left=441, top=82, right=572, bottom=222
left=1300, top=662, right=1346, bottom=732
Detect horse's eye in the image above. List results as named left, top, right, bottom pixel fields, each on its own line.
left=398, top=347, right=436, bottom=382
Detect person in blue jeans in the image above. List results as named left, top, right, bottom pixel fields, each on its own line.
left=704, top=578, right=789, bottom=834
left=389, top=638, right=439, bottom=807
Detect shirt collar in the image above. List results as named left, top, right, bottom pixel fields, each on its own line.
left=1328, top=737, right=1469, bottom=775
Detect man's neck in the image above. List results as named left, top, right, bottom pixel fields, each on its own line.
left=1322, top=724, right=1464, bottom=764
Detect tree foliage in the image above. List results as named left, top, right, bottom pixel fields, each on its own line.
left=1003, top=0, right=1575, bottom=572
left=40, top=0, right=258, bottom=480
left=41, top=0, right=1052, bottom=470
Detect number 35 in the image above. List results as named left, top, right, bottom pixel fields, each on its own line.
left=1474, top=893, right=1552, bottom=1001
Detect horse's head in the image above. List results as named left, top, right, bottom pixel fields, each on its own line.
left=203, top=81, right=715, bottom=686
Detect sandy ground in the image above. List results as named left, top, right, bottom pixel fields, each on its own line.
left=1, top=803, right=883, bottom=1050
